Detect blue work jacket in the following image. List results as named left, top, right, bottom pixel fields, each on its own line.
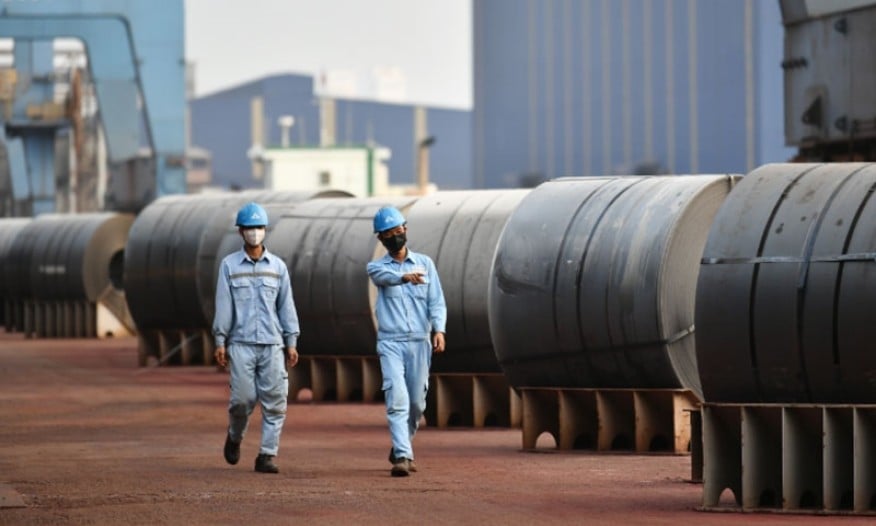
left=367, top=249, right=447, bottom=342
left=213, top=247, right=299, bottom=348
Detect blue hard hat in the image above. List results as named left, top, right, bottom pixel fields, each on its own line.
left=236, top=202, right=269, bottom=227
left=373, top=206, right=406, bottom=233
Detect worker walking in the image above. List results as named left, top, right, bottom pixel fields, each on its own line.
left=213, top=202, right=300, bottom=474
left=367, top=206, right=447, bottom=477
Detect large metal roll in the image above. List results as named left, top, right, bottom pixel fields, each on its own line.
left=125, top=193, right=242, bottom=332
left=124, top=190, right=350, bottom=333
left=696, top=163, right=876, bottom=404
left=0, top=218, right=32, bottom=328
left=4, top=213, right=134, bottom=330
left=238, top=196, right=417, bottom=356
left=489, top=175, right=737, bottom=399
left=404, top=190, right=529, bottom=373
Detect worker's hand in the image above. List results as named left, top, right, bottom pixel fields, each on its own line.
left=403, top=273, right=427, bottom=285
left=214, top=346, right=227, bottom=368
left=432, top=332, right=445, bottom=353
left=284, top=347, right=299, bottom=368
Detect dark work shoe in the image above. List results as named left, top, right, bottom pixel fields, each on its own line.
left=391, top=458, right=410, bottom=477
left=255, top=453, right=279, bottom=474
left=389, top=448, right=417, bottom=472
left=224, top=434, right=240, bottom=465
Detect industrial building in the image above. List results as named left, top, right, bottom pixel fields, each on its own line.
left=0, top=0, right=811, bottom=208
left=190, top=73, right=473, bottom=192
left=193, top=0, right=799, bottom=194
left=0, top=1, right=187, bottom=215
left=473, top=0, right=796, bottom=188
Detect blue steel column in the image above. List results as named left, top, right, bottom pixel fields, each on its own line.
left=3, top=132, right=30, bottom=213
left=11, top=40, right=56, bottom=214
left=123, top=1, right=186, bottom=197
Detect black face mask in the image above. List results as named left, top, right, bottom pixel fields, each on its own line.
left=381, top=232, right=407, bottom=253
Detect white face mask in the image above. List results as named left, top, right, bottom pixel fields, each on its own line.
left=242, top=228, right=265, bottom=247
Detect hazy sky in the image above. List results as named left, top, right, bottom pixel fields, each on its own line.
left=185, top=0, right=472, bottom=109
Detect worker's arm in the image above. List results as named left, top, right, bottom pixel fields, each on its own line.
left=367, top=260, right=405, bottom=287
left=213, top=261, right=233, bottom=367
left=276, top=264, right=300, bottom=368
left=426, top=258, right=447, bottom=353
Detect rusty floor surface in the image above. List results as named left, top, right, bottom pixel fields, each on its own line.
left=0, top=333, right=869, bottom=525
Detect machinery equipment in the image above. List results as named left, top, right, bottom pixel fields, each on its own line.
left=781, top=0, right=876, bottom=161
left=0, top=0, right=186, bottom=214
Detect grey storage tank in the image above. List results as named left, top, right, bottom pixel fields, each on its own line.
left=489, top=175, right=738, bottom=400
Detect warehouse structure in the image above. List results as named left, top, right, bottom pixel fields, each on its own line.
left=473, top=0, right=796, bottom=188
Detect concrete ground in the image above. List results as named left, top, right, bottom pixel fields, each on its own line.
left=0, top=333, right=869, bottom=525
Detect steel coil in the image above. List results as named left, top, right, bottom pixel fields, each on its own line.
left=404, top=190, right=530, bottom=373
left=696, top=163, right=876, bottom=403
left=0, top=218, right=32, bottom=328
left=4, top=213, right=134, bottom=328
left=489, top=175, right=737, bottom=399
left=125, top=190, right=350, bottom=333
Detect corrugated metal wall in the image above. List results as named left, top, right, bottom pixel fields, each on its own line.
left=333, top=100, right=415, bottom=187
left=428, top=107, right=474, bottom=190
left=473, top=0, right=795, bottom=188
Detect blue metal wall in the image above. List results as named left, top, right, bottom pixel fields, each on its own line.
left=262, top=75, right=323, bottom=148
left=332, top=100, right=473, bottom=189
left=473, top=0, right=796, bottom=188
left=190, top=74, right=318, bottom=189
left=429, top=107, right=474, bottom=190
left=190, top=75, right=473, bottom=190
left=334, top=100, right=414, bottom=186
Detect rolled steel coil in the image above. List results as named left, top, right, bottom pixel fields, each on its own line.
left=489, top=175, right=738, bottom=400
left=697, top=163, right=876, bottom=403
left=0, top=218, right=32, bottom=328
left=4, top=213, right=134, bottom=324
left=124, top=190, right=350, bottom=333
left=404, top=190, right=530, bottom=373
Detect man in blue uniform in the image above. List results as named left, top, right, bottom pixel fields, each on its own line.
left=367, top=206, right=447, bottom=477
left=213, top=202, right=300, bottom=474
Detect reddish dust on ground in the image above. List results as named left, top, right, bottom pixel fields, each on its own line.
left=0, top=334, right=866, bottom=525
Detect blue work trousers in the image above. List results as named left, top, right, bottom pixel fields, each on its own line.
left=227, top=343, right=288, bottom=456
left=377, top=338, right=432, bottom=461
